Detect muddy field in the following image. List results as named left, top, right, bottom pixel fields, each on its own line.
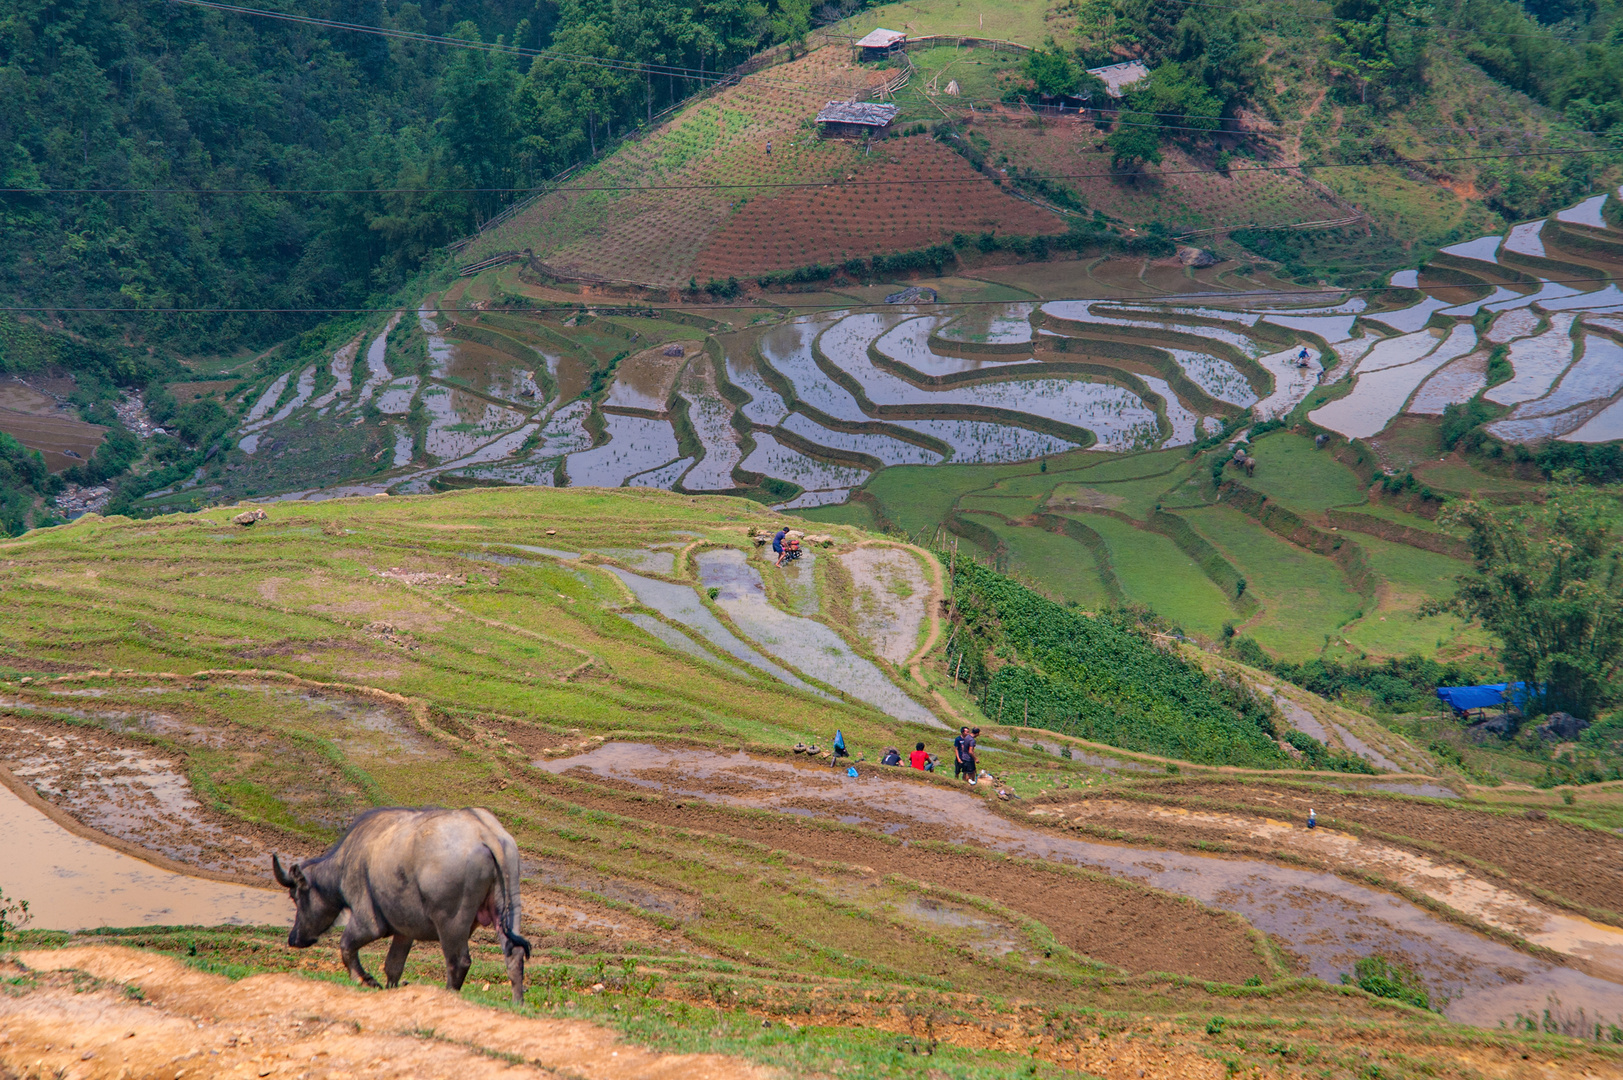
left=1103, top=780, right=1623, bottom=922
left=559, top=770, right=1272, bottom=983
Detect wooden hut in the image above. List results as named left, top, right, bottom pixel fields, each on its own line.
left=854, top=27, right=907, bottom=59
left=815, top=101, right=900, bottom=139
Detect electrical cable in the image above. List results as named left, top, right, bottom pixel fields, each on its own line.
left=7, top=145, right=1611, bottom=195
left=1149, top=0, right=1599, bottom=43
left=6, top=274, right=1621, bottom=314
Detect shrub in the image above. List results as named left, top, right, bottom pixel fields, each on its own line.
left=1342, top=956, right=1431, bottom=1010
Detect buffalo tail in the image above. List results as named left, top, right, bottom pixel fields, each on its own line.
left=483, top=839, right=532, bottom=960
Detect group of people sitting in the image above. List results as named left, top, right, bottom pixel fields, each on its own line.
left=873, top=726, right=981, bottom=783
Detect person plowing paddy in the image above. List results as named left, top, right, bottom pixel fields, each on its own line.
left=771, top=526, right=788, bottom=566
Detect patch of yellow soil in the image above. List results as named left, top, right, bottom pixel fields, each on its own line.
left=3, top=948, right=767, bottom=1080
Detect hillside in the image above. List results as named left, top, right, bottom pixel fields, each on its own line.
left=6, top=486, right=1623, bottom=1077
left=461, top=0, right=1619, bottom=288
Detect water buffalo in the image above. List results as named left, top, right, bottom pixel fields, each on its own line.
left=272, top=807, right=531, bottom=1003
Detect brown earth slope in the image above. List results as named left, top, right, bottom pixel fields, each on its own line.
left=1, top=948, right=766, bottom=1080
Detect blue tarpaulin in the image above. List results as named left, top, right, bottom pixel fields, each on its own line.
left=1436, top=683, right=1528, bottom=712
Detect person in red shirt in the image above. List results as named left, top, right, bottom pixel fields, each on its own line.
left=909, top=742, right=930, bottom=770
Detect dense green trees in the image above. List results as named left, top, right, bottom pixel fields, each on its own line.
left=1098, top=0, right=1260, bottom=171
left=1325, top=0, right=1429, bottom=107
left=0, top=0, right=817, bottom=358
left=1437, top=484, right=1623, bottom=721
left=0, top=433, right=56, bottom=536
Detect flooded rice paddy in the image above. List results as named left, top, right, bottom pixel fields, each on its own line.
left=234, top=192, right=1618, bottom=506
left=694, top=548, right=941, bottom=726
left=540, top=742, right=1623, bottom=1030
left=607, top=566, right=831, bottom=697
left=0, top=781, right=288, bottom=931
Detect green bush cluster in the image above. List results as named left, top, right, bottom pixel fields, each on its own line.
left=1342, top=955, right=1432, bottom=1010
left=947, top=559, right=1289, bottom=767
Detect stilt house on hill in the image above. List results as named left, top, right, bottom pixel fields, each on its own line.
left=854, top=28, right=907, bottom=59
left=816, top=101, right=900, bottom=139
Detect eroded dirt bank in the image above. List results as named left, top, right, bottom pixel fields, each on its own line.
left=0, top=948, right=767, bottom=1080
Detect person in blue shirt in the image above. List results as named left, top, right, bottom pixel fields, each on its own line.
left=772, top=527, right=789, bottom=567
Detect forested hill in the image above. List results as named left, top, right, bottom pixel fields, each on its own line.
left=0, top=0, right=814, bottom=354
left=5, top=0, right=1621, bottom=355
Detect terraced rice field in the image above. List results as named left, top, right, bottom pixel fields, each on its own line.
left=223, top=193, right=1617, bottom=532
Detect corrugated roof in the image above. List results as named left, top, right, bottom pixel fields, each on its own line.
left=1086, top=60, right=1150, bottom=98
left=816, top=101, right=900, bottom=126
left=855, top=28, right=907, bottom=48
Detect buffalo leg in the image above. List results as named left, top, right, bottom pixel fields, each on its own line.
left=440, top=935, right=473, bottom=992
left=384, top=934, right=414, bottom=988
left=339, top=924, right=386, bottom=989
left=504, top=945, right=526, bottom=1006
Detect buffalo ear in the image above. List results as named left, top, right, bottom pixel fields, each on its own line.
left=272, top=853, right=294, bottom=888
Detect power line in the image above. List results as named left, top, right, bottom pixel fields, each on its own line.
left=168, top=0, right=733, bottom=82
left=1152, top=0, right=1599, bottom=43
left=7, top=146, right=1611, bottom=196
left=6, top=274, right=1620, bottom=314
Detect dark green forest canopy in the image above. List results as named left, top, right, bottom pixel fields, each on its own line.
left=0, top=0, right=813, bottom=354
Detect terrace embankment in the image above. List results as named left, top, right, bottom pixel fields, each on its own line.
left=1049, top=779, right=1623, bottom=925
left=536, top=742, right=1623, bottom=1028
left=549, top=763, right=1271, bottom=984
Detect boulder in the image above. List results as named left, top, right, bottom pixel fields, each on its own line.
left=1536, top=711, right=1588, bottom=741
left=1467, top=714, right=1515, bottom=741
left=1177, top=246, right=1220, bottom=268
left=233, top=508, right=267, bottom=526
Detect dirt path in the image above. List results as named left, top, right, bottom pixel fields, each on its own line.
left=3, top=948, right=767, bottom=1080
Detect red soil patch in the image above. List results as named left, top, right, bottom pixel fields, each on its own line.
left=972, top=113, right=1344, bottom=231
left=691, top=136, right=1067, bottom=277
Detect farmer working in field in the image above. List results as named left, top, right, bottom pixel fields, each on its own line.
left=772, top=527, right=789, bottom=567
